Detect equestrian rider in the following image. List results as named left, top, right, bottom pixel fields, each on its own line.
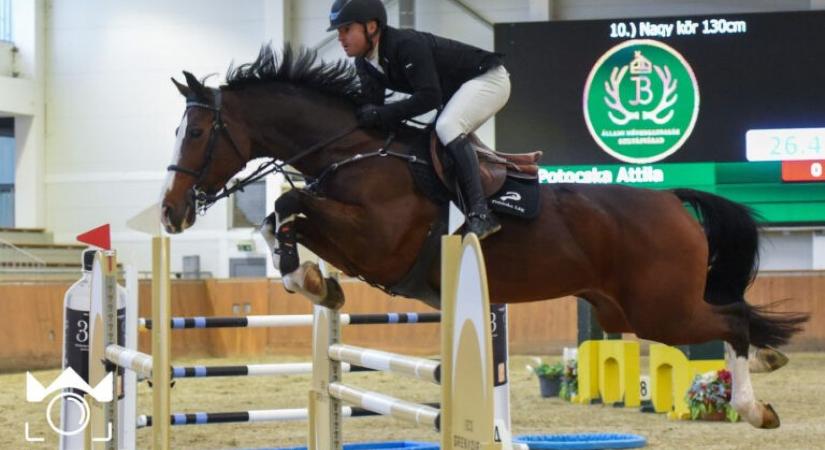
left=328, top=0, right=510, bottom=240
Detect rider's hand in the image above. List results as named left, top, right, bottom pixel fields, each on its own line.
left=355, top=104, right=386, bottom=129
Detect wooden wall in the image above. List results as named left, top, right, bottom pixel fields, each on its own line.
left=1, top=274, right=822, bottom=371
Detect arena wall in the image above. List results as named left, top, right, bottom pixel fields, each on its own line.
left=1, top=273, right=822, bottom=371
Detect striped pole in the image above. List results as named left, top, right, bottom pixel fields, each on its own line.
left=172, top=363, right=312, bottom=378
left=140, top=312, right=440, bottom=330
left=346, top=313, right=440, bottom=325
left=139, top=409, right=309, bottom=427
left=136, top=404, right=437, bottom=428
left=328, top=383, right=440, bottom=429
left=101, top=354, right=373, bottom=380
left=328, top=344, right=440, bottom=384
left=170, top=362, right=369, bottom=378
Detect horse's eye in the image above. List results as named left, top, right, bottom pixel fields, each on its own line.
left=188, top=128, right=204, bottom=138
left=174, top=126, right=180, bottom=135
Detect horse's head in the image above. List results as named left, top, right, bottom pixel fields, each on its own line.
left=162, top=72, right=252, bottom=233
left=163, top=46, right=374, bottom=233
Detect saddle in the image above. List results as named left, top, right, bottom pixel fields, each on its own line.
left=429, top=132, right=542, bottom=196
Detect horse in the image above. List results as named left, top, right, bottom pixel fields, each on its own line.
left=161, top=45, right=807, bottom=429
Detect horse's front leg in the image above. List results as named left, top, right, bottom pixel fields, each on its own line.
left=260, top=189, right=344, bottom=309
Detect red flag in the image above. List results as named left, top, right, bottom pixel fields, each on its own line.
left=77, top=224, right=111, bottom=250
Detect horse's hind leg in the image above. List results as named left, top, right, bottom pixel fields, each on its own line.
left=581, top=292, right=633, bottom=334
left=622, top=290, right=781, bottom=428
left=725, top=339, right=781, bottom=428
left=706, top=303, right=782, bottom=428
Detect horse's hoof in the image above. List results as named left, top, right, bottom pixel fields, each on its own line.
left=758, top=402, right=781, bottom=429
left=320, top=277, right=346, bottom=310
left=750, top=347, right=789, bottom=373
left=302, top=263, right=326, bottom=299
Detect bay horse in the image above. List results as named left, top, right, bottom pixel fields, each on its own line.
left=161, top=46, right=807, bottom=428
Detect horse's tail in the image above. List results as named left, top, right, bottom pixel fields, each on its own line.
left=672, top=188, right=759, bottom=304
left=672, top=188, right=808, bottom=348
left=743, top=301, right=809, bottom=348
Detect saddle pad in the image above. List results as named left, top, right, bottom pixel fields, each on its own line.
left=489, top=176, right=541, bottom=219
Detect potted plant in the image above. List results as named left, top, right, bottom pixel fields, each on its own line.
left=685, top=369, right=740, bottom=422
left=528, top=359, right=564, bottom=398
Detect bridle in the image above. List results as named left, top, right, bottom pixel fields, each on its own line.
left=167, top=88, right=359, bottom=214
left=166, top=89, right=248, bottom=214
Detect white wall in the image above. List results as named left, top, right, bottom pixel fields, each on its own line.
left=0, top=0, right=820, bottom=276
left=761, top=230, right=815, bottom=271
left=43, top=0, right=288, bottom=275
left=5, top=0, right=46, bottom=228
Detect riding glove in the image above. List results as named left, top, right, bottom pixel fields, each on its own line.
left=356, top=104, right=388, bottom=129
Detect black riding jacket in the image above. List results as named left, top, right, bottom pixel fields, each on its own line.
left=355, top=26, right=502, bottom=126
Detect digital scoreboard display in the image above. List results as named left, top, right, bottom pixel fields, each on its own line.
left=495, top=10, right=825, bottom=224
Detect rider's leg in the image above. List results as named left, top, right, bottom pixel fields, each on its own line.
left=445, top=134, right=500, bottom=239
left=436, top=65, right=511, bottom=239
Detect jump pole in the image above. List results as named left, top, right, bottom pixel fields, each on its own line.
left=308, top=234, right=513, bottom=450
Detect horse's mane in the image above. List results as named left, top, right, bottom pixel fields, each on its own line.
left=224, top=44, right=360, bottom=103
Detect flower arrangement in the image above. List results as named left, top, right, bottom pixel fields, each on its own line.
left=685, top=369, right=740, bottom=422
left=559, top=358, right=578, bottom=401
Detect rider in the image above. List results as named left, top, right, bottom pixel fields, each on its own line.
left=328, top=0, right=510, bottom=240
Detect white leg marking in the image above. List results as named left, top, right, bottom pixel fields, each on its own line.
left=726, top=343, right=762, bottom=426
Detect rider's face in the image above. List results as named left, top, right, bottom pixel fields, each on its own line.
left=336, top=22, right=376, bottom=58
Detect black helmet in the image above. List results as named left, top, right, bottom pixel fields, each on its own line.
left=327, top=0, right=387, bottom=32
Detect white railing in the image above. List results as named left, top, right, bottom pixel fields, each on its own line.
left=0, top=237, right=46, bottom=268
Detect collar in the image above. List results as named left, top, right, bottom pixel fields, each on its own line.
left=366, top=44, right=383, bottom=72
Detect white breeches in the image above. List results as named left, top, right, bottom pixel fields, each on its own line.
left=435, top=65, right=511, bottom=144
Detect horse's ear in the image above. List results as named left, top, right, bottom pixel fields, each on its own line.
left=183, top=71, right=208, bottom=100
left=171, top=77, right=192, bottom=98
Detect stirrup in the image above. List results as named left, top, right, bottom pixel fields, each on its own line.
left=466, top=211, right=501, bottom=240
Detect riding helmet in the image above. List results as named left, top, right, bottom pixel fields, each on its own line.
left=327, top=0, right=387, bottom=31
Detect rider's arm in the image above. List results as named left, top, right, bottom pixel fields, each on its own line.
left=379, top=33, right=442, bottom=125
left=355, top=58, right=387, bottom=106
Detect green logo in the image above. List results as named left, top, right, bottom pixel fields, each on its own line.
left=583, top=39, right=700, bottom=164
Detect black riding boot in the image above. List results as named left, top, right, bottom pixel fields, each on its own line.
left=445, top=134, right=501, bottom=240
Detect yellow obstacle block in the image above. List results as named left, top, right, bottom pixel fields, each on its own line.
left=649, top=344, right=725, bottom=420
left=573, top=340, right=600, bottom=404
left=597, top=340, right=640, bottom=408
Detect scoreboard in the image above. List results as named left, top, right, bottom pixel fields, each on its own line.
left=495, top=10, right=825, bottom=225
